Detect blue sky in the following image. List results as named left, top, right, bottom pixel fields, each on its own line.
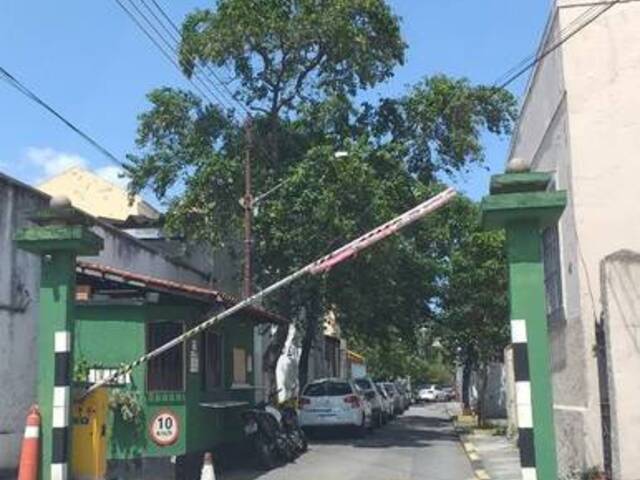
left=0, top=1, right=551, bottom=203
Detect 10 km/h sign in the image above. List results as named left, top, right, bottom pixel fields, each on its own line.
left=149, top=410, right=179, bottom=446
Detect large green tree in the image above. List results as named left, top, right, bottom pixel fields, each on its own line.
left=435, top=199, right=510, bottom=423
left=125, top=0, right=516, bottom=390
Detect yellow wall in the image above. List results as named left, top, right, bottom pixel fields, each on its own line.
left=38, top=167, right=159, bottom=221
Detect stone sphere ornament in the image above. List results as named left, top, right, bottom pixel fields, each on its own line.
left=50, top=195, right=72, bottom=209
left=506, top=157, right=530, bottom=173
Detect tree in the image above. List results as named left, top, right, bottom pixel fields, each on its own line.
left=435, top=199, right=510, bottom=424
left=125, top=0, right=517, bottom=393
left=179, top=0, right=406, bottom=117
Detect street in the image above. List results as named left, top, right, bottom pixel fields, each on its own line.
left=223, top=403, right=475, bottom=480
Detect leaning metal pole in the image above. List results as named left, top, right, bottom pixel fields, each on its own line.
left=82, top=187, right=457, bottom=397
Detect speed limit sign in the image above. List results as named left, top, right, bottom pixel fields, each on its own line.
left=149, top=410, right=179, bottom=446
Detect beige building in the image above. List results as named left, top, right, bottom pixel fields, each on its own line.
left=38, top=166, right=159, bottom=221
left=507, top=1, right=640, bottom=478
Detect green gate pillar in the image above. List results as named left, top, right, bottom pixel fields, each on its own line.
left=15, top=198, right=103, bottom=480
left=481, top=172, right=566, bottom=480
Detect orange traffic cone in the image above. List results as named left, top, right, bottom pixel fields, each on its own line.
left=17, top=405, right=40, bottom=480
left=200, top=452, right=216, bottom=480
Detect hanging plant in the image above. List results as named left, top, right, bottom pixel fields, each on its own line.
left=108, top=389, right=143, bottom=425
left=73, top=357, right=104, bottom=384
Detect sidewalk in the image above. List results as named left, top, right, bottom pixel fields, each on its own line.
left=462, top=432, right=521, bottom=480
left=447, top=403, right=522, bottom=480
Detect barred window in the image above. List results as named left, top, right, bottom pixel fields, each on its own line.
left=542, top=225, right=564, bottom=323
left=147, top=321, right=184, bottom=391
left=202, top=331, right=222, bottom=390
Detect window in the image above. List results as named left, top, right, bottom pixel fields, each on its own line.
left=147, top=321, right=184, bottom=391
left=232, top=348, right=247, bottom=385
left=542, top=224, right=564, bottom=323
left=202, top=331, right=222, bottom=390
left=324, top=336, right=341, bottom=377
left=302, top=381, right=353, bottom=397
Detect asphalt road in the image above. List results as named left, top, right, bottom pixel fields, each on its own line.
left=222, top=403, right=475, bottom=480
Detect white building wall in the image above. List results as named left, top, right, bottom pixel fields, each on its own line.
left=508, top=1, right=640, bottom=476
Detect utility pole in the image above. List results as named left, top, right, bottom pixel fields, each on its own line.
left=243, top=119, right=253, bottom=299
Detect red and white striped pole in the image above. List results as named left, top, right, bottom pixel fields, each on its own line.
left=83, top=187, right=457, bottom=397
left=18, top=405, right=40, bottom=480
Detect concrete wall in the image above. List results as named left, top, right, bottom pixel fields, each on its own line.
left=0, top=173, right=233, bottom=474
left=0, top=176, right=47, bottom=476
left=508, top=1, right=640, bottom=475
left=601, top=251, right=640, bottom=479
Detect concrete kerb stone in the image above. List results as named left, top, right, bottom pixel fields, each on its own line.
left=445, top=404, right=493, bottom=480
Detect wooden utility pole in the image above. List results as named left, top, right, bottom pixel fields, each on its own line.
left=243, top=119, right=253, bottom=299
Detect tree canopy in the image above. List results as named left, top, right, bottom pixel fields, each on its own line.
left=124, top=0, right=516, bottom=388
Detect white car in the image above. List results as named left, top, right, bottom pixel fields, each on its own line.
left=418, top=385, right=443, bottom=402
left=299, top=378, right=373, bottom=435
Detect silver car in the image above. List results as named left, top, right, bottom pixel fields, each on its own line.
left=354, top=377, right=385, bottom=427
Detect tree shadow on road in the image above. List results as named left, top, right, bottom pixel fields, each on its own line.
left=307, top=413, right=460, bottom=449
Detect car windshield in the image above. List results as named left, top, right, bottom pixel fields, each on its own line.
left=303, top=381, right=353, bottom=397
left=354, top=379, right=370, bottom=390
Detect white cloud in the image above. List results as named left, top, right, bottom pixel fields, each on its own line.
left=24, top=147, right=130, bottom=189
left=94, top=165, right=129, bottom=189
left=25, top=146, right=87, bottom=179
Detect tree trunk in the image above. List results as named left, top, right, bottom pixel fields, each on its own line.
left=262, top=323, right=290, bottom=396
left=477, top=363, right=489, bottom=428
left=462, top=360, right=472, bottom=414
left=298, top=311, right=318, bottom=390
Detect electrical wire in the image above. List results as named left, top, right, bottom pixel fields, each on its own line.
left=146, top=0, right=244, bottom=113
left=493, top=3, right=603, bottom=86
left=137, top=0, right=241, bottom=113
left=497, top=0, right=621, bottom=89
left=0, top=65, right=126, bottom=168
left=114, top=0, right=228, bottom=109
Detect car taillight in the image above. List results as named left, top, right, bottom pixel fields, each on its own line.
left=299, top=397, right=311, bottom=409
left=344, top=394, right=360, bottom=408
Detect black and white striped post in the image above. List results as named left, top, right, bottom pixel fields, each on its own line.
left=15, top=196, right=104, bottom=480
left=52, top=330, right=72, bottom=480
left=511, top=318, right=536, bottom=480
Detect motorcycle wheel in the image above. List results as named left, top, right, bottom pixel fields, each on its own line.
left=294, top=428, right=308, bottom=453
left=255, top=435, right=278, bottom=470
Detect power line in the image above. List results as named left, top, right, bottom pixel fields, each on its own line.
left=113, top=0, right=228, bottom=109
left=496, top=1, right=620, bottom=89
left=146, top=0, right=245, bottom=113
left=493, top=3, right=603, bottom=86
left=0, top=65, right=126, bottom=168
left=136, top=0, right=242, bottom=113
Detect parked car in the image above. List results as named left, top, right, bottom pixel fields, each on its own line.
left=440, top=386, right=456, bottom=401
left=299, top=378, right=373, bottom=436
left=417, top=384, right=443, bottom=403
left=354, top=377, right=385, bottom=427
left=375, top=382, right=395, bottom=421
left=395, top=383, right=411, bottom=411
left=382, top=382, right=404, bottom=415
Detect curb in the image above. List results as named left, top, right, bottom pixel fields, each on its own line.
left=445, top=405, right=491, bottom=480
left=459, top=433, right=491, bottom=480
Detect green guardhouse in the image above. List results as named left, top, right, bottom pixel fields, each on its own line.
left=72, top=261, right=287, bottom=479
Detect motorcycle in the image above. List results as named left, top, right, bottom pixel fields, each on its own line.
left=241, top=394, right=298, bottom=469
left=279, top=400, right=308, bottom=454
